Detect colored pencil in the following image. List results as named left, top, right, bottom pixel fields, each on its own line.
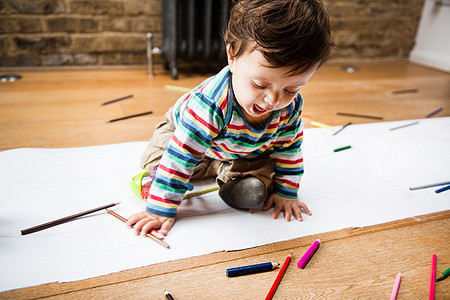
left=392, top=89, right=419, bottom=95
left=334, top=145, right=352, bottom=152
left=335, top=112, right=383, bottom=120
left=389, top=121, right=419, bottom=131
left=390, top=273, right=402, bottom=300
left=297, top=239, right=320, bottom=269
left=106, top=209, right=169, bottom=249
left=435, top=184, right=450, bottom=194
left=333, top=122, right=352, bottom=136
left=165, top=84, right=191, bottom=93
left=426, top=107, right=443, bottom=118
left=21, top=202, right=120, bottom=235
left=436, top=267, right=450, bottom=282
left=265, top=253, right=292, bottom=300
left=311, top=121, right=333, bottom=130
left=106, top=209, right=164, bottom=239
left=101, top=94, right=133, bottom=105
left=409, top=181, right=450, bottom=191
left=430, top=254, right=437, bottom=300
left=164, top=290, right=175, bottom=300
left=109, top=111, right=153, bottom=123
left=226, top=262, right=280, bottom=277
left=183, top=186, right=220, bottom=199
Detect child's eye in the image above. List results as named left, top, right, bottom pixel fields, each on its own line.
left=252, top=82, right=267, bottom=90
left=284, top=89, right=297, bottom=95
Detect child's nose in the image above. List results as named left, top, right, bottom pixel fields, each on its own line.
left=264, top=91, right=280, bottom=107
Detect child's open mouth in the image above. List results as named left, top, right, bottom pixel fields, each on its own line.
left=253, top=104, right=267, bottom=114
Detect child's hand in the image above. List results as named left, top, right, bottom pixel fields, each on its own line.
left=262, top=193, right=312, bottom=222
left=126, top=211, right=175, bottom=236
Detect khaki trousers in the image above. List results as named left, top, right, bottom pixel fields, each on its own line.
left=140, top=108, right=275, bottom=189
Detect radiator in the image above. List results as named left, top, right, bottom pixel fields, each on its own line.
left=148, top=0, right=230, bottom=80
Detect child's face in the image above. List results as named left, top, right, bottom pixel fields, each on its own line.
left=227, top=48, right=316, bottom=121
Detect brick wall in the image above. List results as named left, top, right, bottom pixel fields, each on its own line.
left=326, top=0, right=424, bottom=61
left=0, top=0, right=424, bottom=68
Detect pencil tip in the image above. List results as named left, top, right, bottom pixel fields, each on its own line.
left=114, top=202, right=121, bottom=206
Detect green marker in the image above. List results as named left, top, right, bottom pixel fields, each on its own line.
left=334, top=145, right=352, bottom=152
left=436, top=267, right=450, bottom=282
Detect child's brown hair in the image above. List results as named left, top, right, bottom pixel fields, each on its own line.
left=225, top=0, right=334, bottom=73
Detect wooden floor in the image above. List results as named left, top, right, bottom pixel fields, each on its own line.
left=0, top=61, right=449, bottom=299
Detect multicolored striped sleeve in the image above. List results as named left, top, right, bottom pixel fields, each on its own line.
left=271, top=95, right=304, bottom=199
left=146, top=92, right=228, bottom=218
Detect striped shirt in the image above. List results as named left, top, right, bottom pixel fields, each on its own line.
left=147, top=66, right=304, bottom=218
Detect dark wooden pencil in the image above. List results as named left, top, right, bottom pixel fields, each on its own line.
left=101, top=94, right=133, bottom=105
left=108, top=111, right=153, bottom=123
left=21, top=203, right=120, bottom=235
left=335, top=112, right=383, bottom=120
left=392, top=89, right=419, bottom=95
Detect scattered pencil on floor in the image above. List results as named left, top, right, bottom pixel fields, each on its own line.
left=392, top=89, right=419, bottom=95
left=436, top=267, right=450, bottom=282
left=109, top=111, right=153, bottom=123
left=389, top=121, right=419, bottom=131
left=335, top=111, right=383, bottom=120
left=164, top=290, right=175, bottom=300
left=409, top=181, right=450, bottom=191
left=21, top=202, right=120, bottom=235
left=435, top=184, right=450, bottom=194
left=165, top=84, right=191, bottom=93
left=297, top=239, right=320, bottom=269
left=334, top=145, right=352, bottom=152
left=311, top=120, right=333, bottom=130
left=426, top=107, right=443, bottom=118
left=333, top=122, right=352, bottom=136
left=265, top=253, right=292, bottom=300
left=101, top=94, right=133, bottom=105
left=390, top=273, right=402, bottom=300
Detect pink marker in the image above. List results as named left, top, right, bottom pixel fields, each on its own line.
left=430, top=254, right=437, bottom=300
left=297, top=239, right=320, bottom=268
left=390, top=273, right=402, bottom=300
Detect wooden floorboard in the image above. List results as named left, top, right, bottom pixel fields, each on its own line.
left=0, top=60, right=449, bottom=299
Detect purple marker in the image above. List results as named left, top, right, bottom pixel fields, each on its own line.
left=297, top=239, right=320, bottom=268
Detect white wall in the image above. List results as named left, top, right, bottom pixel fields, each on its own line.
left=410, top=0, right=450, bottom=72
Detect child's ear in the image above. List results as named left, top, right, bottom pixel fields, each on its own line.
left=226, top=45, right=236, bottom=73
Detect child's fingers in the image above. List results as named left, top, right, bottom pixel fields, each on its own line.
left=283, top=204, right=293, bottom=222
left=125, top=212, right=146, bottom=227
left=159, top=218, right=175, bottom=235
left=299, top=202, right=312, bottom=215
left=271, top=204, right=283, bottom=219
left=140, top=219, right=162, bottom=236
left=292, top=205, right=303, bottom=222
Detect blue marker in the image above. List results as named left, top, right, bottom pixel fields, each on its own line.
left=435, top=184, right=450, bottom=194
left=226, top=262, right=280, bottom=277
